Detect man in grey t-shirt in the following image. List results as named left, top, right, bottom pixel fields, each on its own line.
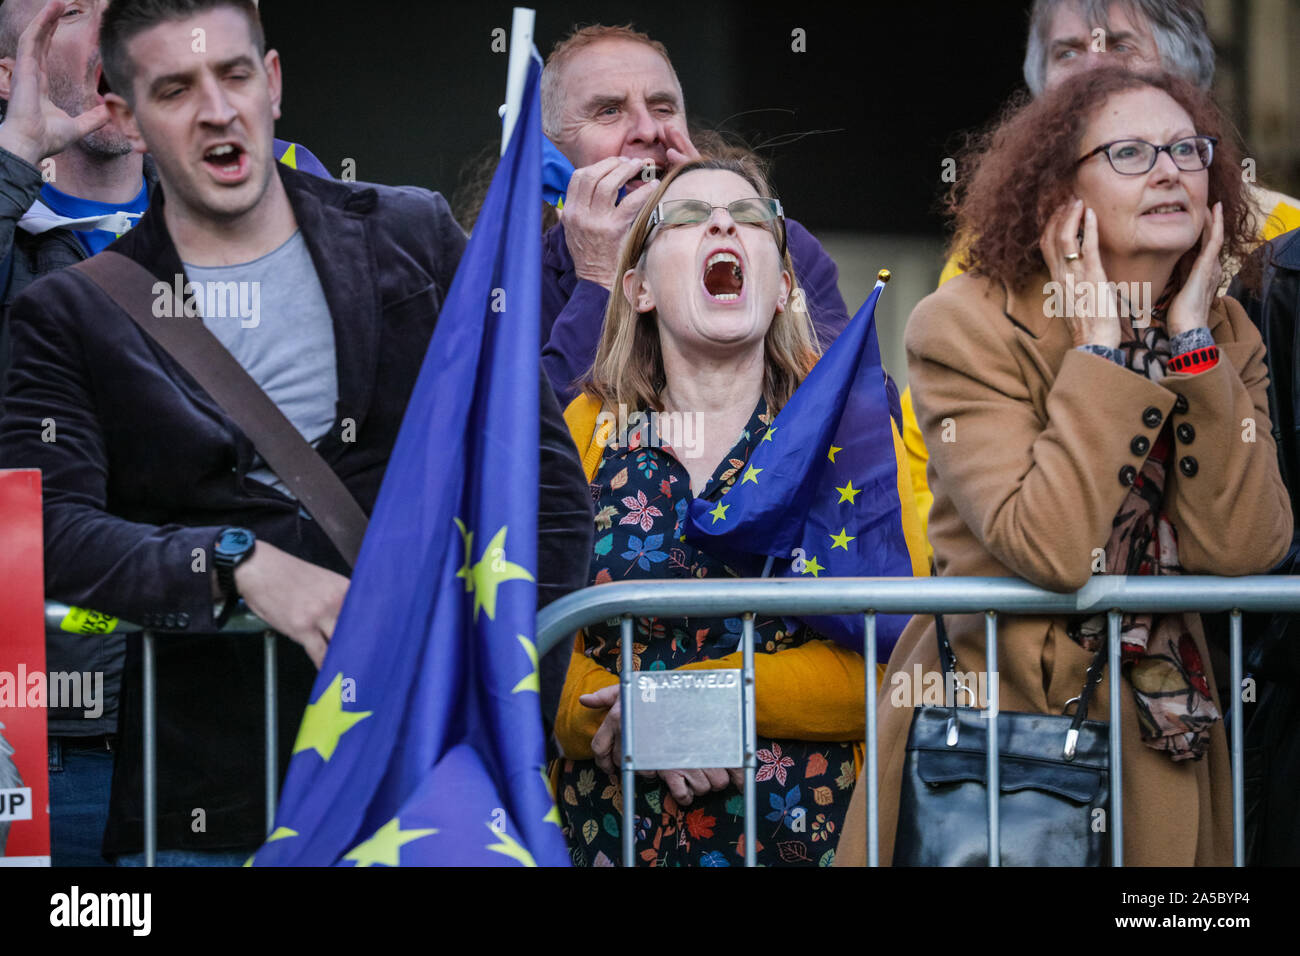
left=187, top=230, right=337, bottom=496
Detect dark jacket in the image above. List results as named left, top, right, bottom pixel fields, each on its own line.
left=1229, top=229, right=1300, bottom=552
left=0, top=161, right=593, bottom=853
left=1226, top=230, right=1300, bottom=865
left=0, top=145, right=161, bottom=736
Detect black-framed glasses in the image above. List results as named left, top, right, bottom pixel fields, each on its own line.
left=639, top=197, right=787, bottom=259
left=1076, top=135, right=1217, bottom=175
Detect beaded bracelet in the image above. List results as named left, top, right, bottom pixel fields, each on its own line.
left=1167, top=345, right=1220, bottom=375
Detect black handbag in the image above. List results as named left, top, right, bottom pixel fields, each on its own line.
left=894, top=615, right=1112, bottom=866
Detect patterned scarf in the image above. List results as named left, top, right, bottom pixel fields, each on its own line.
left=1066, top=305, right=1221, bottom=761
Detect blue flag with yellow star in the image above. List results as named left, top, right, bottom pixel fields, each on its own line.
left=251, top=52, right=567, bottom=867
left=684, top=281, right=914, bottom=656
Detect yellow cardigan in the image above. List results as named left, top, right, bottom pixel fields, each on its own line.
left=552, top=393, right=929, bottom=769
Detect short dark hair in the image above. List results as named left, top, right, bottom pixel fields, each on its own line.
left=100, top=0, right=265, bottom=102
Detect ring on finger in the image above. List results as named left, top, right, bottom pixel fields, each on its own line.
left=1063, top=252, right=1081, bottom=262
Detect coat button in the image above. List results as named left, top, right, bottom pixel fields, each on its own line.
left=1179, top=456, right=1199, bottom=477
left=1173, top=394, right=1189, bottom=415
left=1130, top=435, right=1150, bottom=455
left=1176, top=422, right=1195, bottom=444
left=1142, top=406, right=1163, bottom=428
left=164, top=613, right=176, bottom=629
left=177, top=612, right=190, bottom=628
left=1119, top=465, right=1137, bottom=486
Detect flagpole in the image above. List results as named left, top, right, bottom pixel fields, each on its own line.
left=501, top=7, right=536, bottom=156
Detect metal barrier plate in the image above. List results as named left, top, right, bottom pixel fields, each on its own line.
left=629, top=669, right=743, bottom=769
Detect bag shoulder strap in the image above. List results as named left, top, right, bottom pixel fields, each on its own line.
left=933, top=613, right=1107, bottom=720
left=72, top=251, right=368, bottom=568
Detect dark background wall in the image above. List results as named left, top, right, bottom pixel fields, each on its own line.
left=261, top=1, right=1032, bottom=238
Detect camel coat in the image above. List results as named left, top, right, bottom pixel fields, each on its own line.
left=835, top=271, right=1293, bottom=867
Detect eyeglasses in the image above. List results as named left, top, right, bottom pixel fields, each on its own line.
left=640, top=197, right=787, bottom=259
left=1076, top=136, right=1217, bottom=175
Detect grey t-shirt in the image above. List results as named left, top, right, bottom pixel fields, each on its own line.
left=185, top=230, right=337, bottom=497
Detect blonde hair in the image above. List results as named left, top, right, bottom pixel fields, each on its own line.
left=583, top=157, right=820, bottom=415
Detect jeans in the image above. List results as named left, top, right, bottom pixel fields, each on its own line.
left=115, top=847, right=254, bottom=867
left=48, top=736, right=115, bottom=867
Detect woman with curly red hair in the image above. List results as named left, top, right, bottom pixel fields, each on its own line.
left=837, top=68, right=1292, bottom=866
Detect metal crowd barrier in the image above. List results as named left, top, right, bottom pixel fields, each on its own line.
left=535, top=575, right=1300, bottom=868
left=44, top=602, right=273, bottom=868
left=44, top=573, right=1300, bottom=867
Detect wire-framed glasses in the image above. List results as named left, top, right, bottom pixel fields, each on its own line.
left=1076, top=136, right=1217, bottom=175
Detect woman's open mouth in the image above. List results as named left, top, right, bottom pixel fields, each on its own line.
left=1142, top=202, right=1188, bottom=217
left=702, top=251, right=744, bottom=302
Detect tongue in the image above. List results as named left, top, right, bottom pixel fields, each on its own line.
left=704, top=261, right=743, bottom=296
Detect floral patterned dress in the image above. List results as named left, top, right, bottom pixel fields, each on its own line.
left=558, top=399, right=859, bottom=867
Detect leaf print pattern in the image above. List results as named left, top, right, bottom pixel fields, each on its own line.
left=594, top=505, right=619, bottom=530
left=685, top=809, right=716, bottom=839
left=618, top=489, right=663, bottom=532
left=765, top=785, right=803, bottom=831
left=835, top=760, right=856, bottom=790
left=756, top=742, right=796, bottom=785
left=621, top=534, right=669, bottom=572
left=635, top=450, right=658, bottom=479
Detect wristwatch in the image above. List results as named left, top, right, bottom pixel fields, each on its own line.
left=213, top=527, right=256, bottom=629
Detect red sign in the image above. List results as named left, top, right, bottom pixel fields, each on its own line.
left=0, top=470, right=49, bottom=865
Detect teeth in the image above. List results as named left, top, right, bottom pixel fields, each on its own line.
left=208, top=144, right=235, bottom=158
left=706, top=252, right=739, bottom=269
left=712, top=293, right=738, bottom=301
left=1146, top=204, right=1183, bottom=214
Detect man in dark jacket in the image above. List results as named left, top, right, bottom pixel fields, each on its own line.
left=1, top=0, right=591, bottom=863
left=0, top=0, right=156, bottom=869
left=0, top=0, right=327, bottom=865
left=1227, top=229, right=1300, bottom=866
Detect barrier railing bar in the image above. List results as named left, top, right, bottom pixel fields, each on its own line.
left=985, top=610, right=1000, bottom=866
left=535, top=577, right=1300, bottom=648
left=142, top=631, right=156, bottom=868
left=1107, top=610, right=1123, bottom=867
left=44, top=575, right=1300, bottom=869
left=620, top=615, right=636, bottom=868
left=44, top=603, right=267, bottom=635
left=741, top=613, right=757, bottom=867
left=865, top=612, right=879, bottom=867
left=264, top=632, right=278, bottom=837
left=1230, top=609, right=1244, bottom=867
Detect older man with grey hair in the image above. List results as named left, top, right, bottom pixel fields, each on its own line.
left=1022, top=0, right=1215, bottom=96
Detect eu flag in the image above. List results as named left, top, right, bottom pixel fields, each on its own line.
left=251, top=52, right=567, bottom=866
left=684, top=279, right=915, bottom=657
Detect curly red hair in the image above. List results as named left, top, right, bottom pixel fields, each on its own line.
left=948, top=69, right=1258, bottom=293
